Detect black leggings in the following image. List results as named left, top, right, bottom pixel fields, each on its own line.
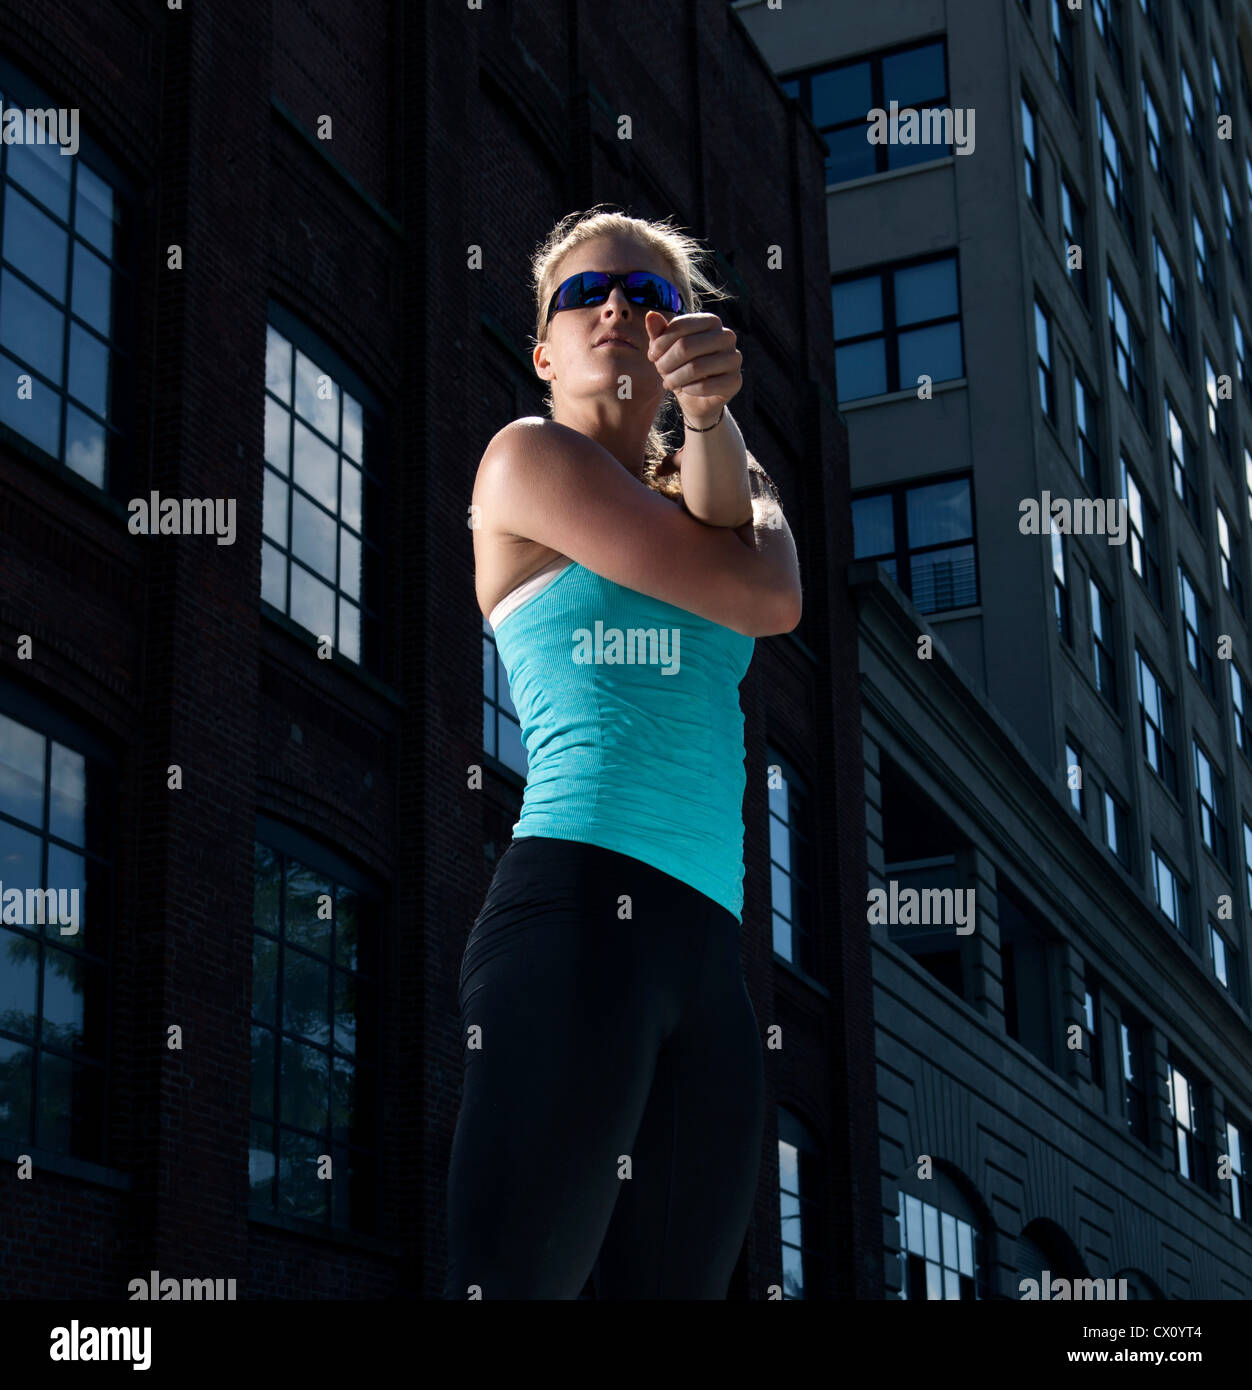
left=442, top=835, right=765, bottom=1299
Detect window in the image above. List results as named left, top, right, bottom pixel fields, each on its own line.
left=1217, top=506, right=1244, bottom=615
left=1179, top=564, right=1215, bottom=694
left=1051, top=2, right=1078, bottom=109
left=1065, top=737, right=1083, bottom=813
left=1060, top=178, right=1089, bottom=305
left=1142, top=79, right=1175, bottom=208
left=851, top=473, right=978, bottom=613
left=1154, top=234, right=1189, bottom=367
left=1209, top=921, right=1238, bottom=1000
left=1232, top=662, right=1252, bottom=759
left=1098, top=101, right=1136, bottom=249
left=1181, top=67, right=1207, bottom=172
left=1168, top=1061, right=1208, bottom=1187
left=1092, top=0, right=1125, bottom=83
left=832, top=254, right=963, bottom=402
left=1212, top=51, right=1228, bottom=119
left=1034, top=298, right=1056, bottom=421
left=778, top=1109, right=822, bottom=1298
left=251, top=823, right=382, bottom=1231
left=1224, top=181, right=1246, bottom=283
left=1227, top=1117, right=1248, bottom=1220
left=1203, top=354, right=1231, bottom=466
left=1108, top=278, right=1147, bottom=421
left=1121, top=456, right=1162, bottom=605
left=1136, top=648, right=1177, bottom=792
left=1083, top=978, right=1104, bottom=1087
left=262, top=313, right=383, bottom=671
left=1053, top=530, right=1071, bottom=643
left=1193, top=741, right=1229, bottom=867
left=1023, top=93, right=1042, bottom=212
left=1235, top=314, right=1250, bottom=403
left=895, top=1186, right=984, bottom=1300
left=781, top=38, right=950, bottom=186
left=1090, top=575, right=1118, bottom=708
left=768, top=748, right=816, bottom=975
left=1138, top=0, right=1165, bottom=55
left=1245, top=818, right=1252, bottom=910
left=1074, top=370, right=1100, bottom=488
left=0, top=63, right=132, bottom=492
left=1193, top=209, right=1217, bottom=313
left=1103, top=784, right=1130, bottom=865
left=1166, top=396, right=1201, bottom=528
left=482, top=618, right=527, bottom=778
left=1120, top=1017, right=1148, bottom=1141
left=0, top=699, right=112, bottom=1162
left=1179, top=0, right=1197, bottom=39
left=1151, top=844, right=1185, bottom=930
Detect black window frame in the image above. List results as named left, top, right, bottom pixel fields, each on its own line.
left=1108, top=275, right=1148, bottom=423
left=1178, top=561, right=1216, bottom=695
left=1136, top=646, right=1178, bottom=793
left=1089, top=572, right=1119, bottom=709
left=851, top=469, right=980, bottom=615
left=0, top=55, right=138, bottom=502
left=1121, top=453, right=1163, bottom=607
left=1098, top=97, right=1137, bottom=251
left=1193, top=737, right=1230, bottom=868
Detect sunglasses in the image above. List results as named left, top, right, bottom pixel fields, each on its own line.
left=544, top=270, right=685, bottom=325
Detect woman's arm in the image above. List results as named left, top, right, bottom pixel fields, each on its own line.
left=672, top=406, right=753, bottom=529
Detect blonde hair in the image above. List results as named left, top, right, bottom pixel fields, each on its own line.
left=529, top=208, right=730, bottom=501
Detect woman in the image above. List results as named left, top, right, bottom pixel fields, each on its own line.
left=443, top=208, right=802, bottom=1299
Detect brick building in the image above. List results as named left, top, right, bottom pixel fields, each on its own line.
left=0, top=0, right=872, bottom=1298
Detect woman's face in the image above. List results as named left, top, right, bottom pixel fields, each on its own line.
left=536, top=233, right=679, bottom=413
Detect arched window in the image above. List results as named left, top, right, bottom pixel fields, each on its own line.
left=894, top=1165, right=989, bottom=1299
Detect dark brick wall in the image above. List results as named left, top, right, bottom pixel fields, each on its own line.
left=0, top=0, right=873, bottom=1299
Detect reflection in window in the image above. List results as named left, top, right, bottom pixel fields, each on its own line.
left=482, top=618, right=527, bottom=778
left=778, top=1108, right=822, bottom=1298
left=261, top=318, right=383, bottom=670
left=895, top=1188, right=983, bottom=1299
left=833, top=254, right=963, bottom=402
left=852, top=473, right=978, bottom=613
left=0, top=71, right=129, bottom=489
left=250, top=827, right=380, bottom=1232
left=767, top=748, right=815, bottom=975
left=0, top=703, right=112, bottom=1162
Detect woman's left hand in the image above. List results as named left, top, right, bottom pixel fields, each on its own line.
left=644, top=310, right=742, bottom=428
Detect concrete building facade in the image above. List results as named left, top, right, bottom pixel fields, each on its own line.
left=738, top=0, right=1252, bottom=1295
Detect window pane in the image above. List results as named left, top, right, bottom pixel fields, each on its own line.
left=291, top=493, right=337, bottom=581
left=263, top=469, right=288, bottom=543
left=292, top=420, right=338, bottom=512
left=74, top=164, right=115, bottom=257
left=342, top=394, right=363, bottom=462
left=907, top=478, right=973, bottom=546
left=910, top=544, right=976, bottom=610
left=811, top=62, right=872, bottom=126
left=1, top=268, right=65, bottom=383
left=894, top=259, right=958, bottom=326
left=852, top=493, right=894, bottom=557
left=0, top=713, right=46, bottom=827
left=0, top=926, right=38, bottom=1038
left=833, top=276, right=883, bottom=339
left=265, top=326, right=292, bottom=404
left=883, top=43, right=946, bottom=103
left=64, top=406, right=105, bottom=489
left=67, top=322, right=108, bottom=417
left=2, top=187, right=69, bottom=300
left=836, top=340, right=887, bottom=401
left=294, top=349, right=340, bottom=441
left=48, top=742, right=86, bottom=847
left=826, top=126, right=876, bottom=183
left=265, top=397, right=291, bottom=474
left=7, top=135, right=72, bottom=219
left=290, top=566, right=336, bottom=639
left=898, top=322, right=962, bottom=386
left=71, top=241, right=112, bottom=337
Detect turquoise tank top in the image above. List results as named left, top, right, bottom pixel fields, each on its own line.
left=491, top=560, right=756, bottom=922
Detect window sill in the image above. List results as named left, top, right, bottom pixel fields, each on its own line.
left=839, top=377, right=967, bottom=412
left=260, top=602, right=405, bottom=710
left=0, top=1136, right=132, bottom=1191
left=825, top=154, right=955, bottom=195
left=772, top=949, right=831, bottom=998
left=248, top=1205, right=406, bottom=1258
